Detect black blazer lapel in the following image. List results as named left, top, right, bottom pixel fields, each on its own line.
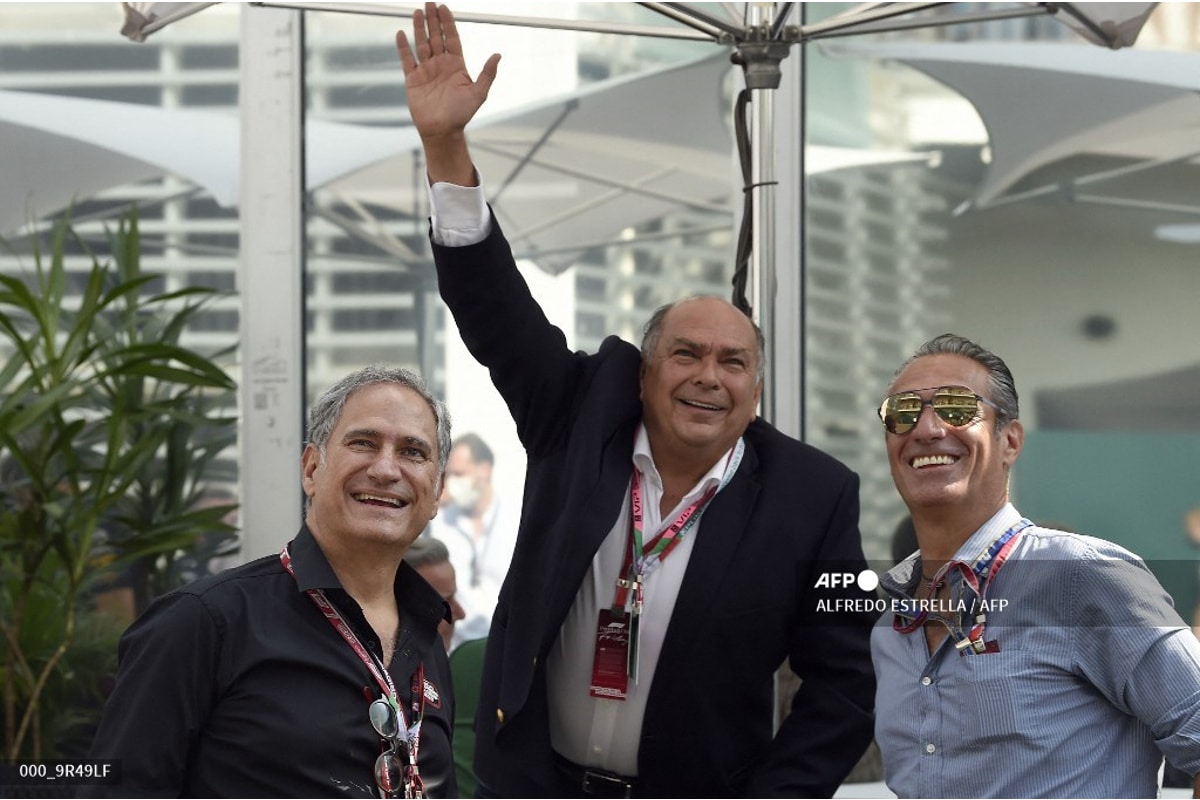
left=542, top=418, right=640, bottom=645
left=654, top=443, right=761, bottom=663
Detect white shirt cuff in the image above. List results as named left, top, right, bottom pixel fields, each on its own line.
left=428, top=179, right=491, bottom=247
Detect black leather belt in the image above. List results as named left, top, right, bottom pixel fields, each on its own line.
left=553, top=751, right=638, bottom=798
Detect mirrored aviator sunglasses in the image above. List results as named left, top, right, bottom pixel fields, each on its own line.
left=878, top=385, right=1001, bottom=435
left=370, top=697, right=422, bottom=799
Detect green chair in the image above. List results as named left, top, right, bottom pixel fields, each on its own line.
left=448, top=637, right=487, bottom=798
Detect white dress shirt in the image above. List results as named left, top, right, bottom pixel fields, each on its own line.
left=427, top=179, right=739, bottom=775
left=546, top=425, right=734, bottom=775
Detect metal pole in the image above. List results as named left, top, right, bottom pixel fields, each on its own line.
left=237, top=4, right=306, bottom=561
left=772, top=20, right=805, bottom=442
left=742, top=3, right=789, bottom=427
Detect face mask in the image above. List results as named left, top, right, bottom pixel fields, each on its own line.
left=444, top=475, right=481, bottom=511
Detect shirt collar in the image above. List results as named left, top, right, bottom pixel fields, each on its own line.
left=286, top=524, right=451, bottom=628
left=286, top=524, right=342, bottom=593
left=881, top=503, right=1022, bottom=596
left=632, top=422, right=736, bottom=499
left=950, top=502, right=1022, bottom=566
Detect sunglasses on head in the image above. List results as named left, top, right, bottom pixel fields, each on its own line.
left=878, top=385, right=1002, bottom=435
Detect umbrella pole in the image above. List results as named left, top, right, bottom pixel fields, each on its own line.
left=750, top=78, right=777, bottom=425
left=735, top=3, right=794, bottom=429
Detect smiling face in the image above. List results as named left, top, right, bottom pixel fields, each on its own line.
left=884, top=354, right=1023, bottom=531
left=301, top=383, right=442, bottom=556
left=639, top=297, right=762, bottom=471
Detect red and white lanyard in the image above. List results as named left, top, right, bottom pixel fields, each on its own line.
left=279, top=546, right=425, bottom=795
left=613, top=439, right=744, bottom=673
left=892, top=518, right=1031, bottom=654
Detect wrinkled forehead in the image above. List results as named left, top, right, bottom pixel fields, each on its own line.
left=333, top=383, right=439, bottom=439
left=660, top=297, right=759, bottom=351
left=887, top=353, right=989, bottom=396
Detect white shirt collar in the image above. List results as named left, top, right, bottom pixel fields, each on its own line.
left=632, top=422, right=736, bottom=500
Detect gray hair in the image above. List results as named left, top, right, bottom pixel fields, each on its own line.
left=640, top=296, right=766, bottom=383
left=405, top=534, right=451, bottom=569
left=894, top=333, right=1019, bottom=432
left=307, top=364, right=452, bottom=477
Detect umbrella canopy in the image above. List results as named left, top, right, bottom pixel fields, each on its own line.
left=319, top=51, right=735, bottom=274
left=0, top=86, right=428, bottom=236
left=821, top=40, right=1200, bottom=212
left=315, top=50, right=930, bottom=273
left=0, top=57, right=923, bottom=269
left=116, top=2, right=1163, bottom=310
left=0, top=88, right=239, bottom=234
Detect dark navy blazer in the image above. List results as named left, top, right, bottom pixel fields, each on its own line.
left=433, top=219, right=876, bottom=798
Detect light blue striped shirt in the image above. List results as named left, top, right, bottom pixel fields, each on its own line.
left=873, top=503, right=1200, bottom=798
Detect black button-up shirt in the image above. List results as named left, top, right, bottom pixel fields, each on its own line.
left=84, top=525, right=456, bottom=798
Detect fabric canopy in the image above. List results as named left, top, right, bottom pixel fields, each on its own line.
left=2, top=55, right=926, bottom=275
left=822, top=40, right=1200, bottom=211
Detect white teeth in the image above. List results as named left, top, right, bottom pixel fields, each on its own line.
left=912, top=455, right=957, bottom=469
left=354, top=493, right=402, bottom=506
left=683, top=400, right=721, bottom=410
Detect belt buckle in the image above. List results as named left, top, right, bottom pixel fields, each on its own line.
left=581, top=769, right=633, bottom=798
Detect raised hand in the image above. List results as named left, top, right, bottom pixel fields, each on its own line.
left=396, top=3, right=500, bottom=145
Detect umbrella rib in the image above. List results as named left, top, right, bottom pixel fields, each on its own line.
left=503, top=165, right=690, bottom=240
left=800, top=2, right=943, bottom=38
left=310, top=200, right=424, bottom=262
left=976, top=149, right=1200, bottom=211
left=804, top=4, right=1048, bottom=40
left=1071, top=194, right=1200, bottom=216
left=255, top=2, right=714, bottom=41
left=9, top=185, right=204, bottom=238
left=511, top=221, right=732, bottom=263
left=494, top=100, right=578, bottom=207
left=639, top=3, right=739, bottom=39
left=471, top=141, right=729, bottom=216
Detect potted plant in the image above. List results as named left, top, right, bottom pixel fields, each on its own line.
left=0, top=209, right=238, bottom=761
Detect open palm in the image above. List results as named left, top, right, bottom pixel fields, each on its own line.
left=396, top=3, right=499, bottom=139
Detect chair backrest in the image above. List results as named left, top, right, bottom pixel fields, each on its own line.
left=447, top=637, right=487, bottom=798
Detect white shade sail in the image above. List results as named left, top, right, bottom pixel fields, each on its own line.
left=2, top=55, right=924, bottom=271
left=823, top=40, right=1200, bottom=212
left=0, top=86, right=421, bottom=236
left=0, top=89, right=239, bottom=233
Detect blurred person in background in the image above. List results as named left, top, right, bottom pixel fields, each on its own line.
left=407, top=534, right=468, bottom=651
left=428, top=432, right=519, bottom=646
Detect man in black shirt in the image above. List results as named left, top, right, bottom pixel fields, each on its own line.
left=84, top=365, right=458, bottom=798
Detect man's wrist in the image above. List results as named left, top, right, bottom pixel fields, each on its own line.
left=421, top=131, right=477, bottom=187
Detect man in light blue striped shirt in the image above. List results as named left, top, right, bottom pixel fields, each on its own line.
left=873, top=333, right=1200, bottom=798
